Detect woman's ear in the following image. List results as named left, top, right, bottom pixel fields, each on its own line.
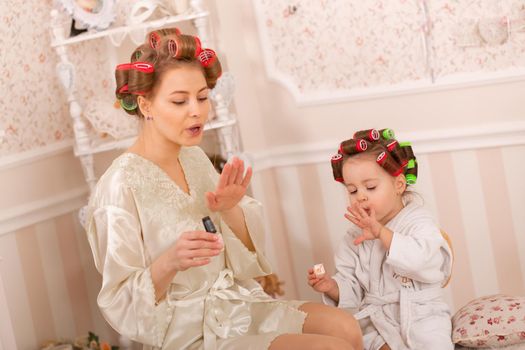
left=395, top=174, right=407, bottom=195
left=137, top=95, right=151, bottom=117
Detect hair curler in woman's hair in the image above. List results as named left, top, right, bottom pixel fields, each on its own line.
left=339, top=139, right=368, bottom=155
left=149, top=31, right=162, bottom=49
left=353, top=129, right=380, bottom=142
left=119, top=95, right=138, bottom=111
left=331, top=153, right=344, bottom=183
left=379, top=128, right=395, bottom=140
left=162, top=34, right=201, bottom=58
left=194, top=36, right=202, bottom=57
left=148, top=28, right=181, bottom=49
left=114, top=26, right=223, bottom=117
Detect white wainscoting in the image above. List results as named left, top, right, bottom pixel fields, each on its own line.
left=0, top=186, right=89, bottom=237
left=250, top=121, right=525, bottom=172
left=0, top=257, right=17, bottom=350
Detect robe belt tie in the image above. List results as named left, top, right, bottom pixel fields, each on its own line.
left=167, top=269, right=272, bottom=350
left=354, top=287, right=443, bottom=349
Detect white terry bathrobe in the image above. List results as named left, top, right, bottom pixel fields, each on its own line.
left=323, top=200, right=454, bottom=350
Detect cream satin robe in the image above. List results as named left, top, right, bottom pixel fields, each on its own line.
left=86, top=147, right=306, bottom=349
left=323, top=200, right=454, bottom=350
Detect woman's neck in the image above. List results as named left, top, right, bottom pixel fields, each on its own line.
left=128, top=132, right=182, bottom=168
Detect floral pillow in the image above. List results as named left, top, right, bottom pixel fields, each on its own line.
left=452, top=294, right=525, bottom=348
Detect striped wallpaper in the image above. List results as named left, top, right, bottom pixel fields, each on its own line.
left=0, top=212, right=119, bottom=350
left=1, top=144, right=524, bottom=350
left=251, top=145, right=525, bottom=311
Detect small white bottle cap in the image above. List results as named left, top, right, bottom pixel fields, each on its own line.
left=313, top=263, right=325, bottom=277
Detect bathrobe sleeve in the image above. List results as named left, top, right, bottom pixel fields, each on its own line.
left=385, top=208, right=452, bottom=285
left=86, top=183, right=167, bottom=347
left=323, top=231, right=365, bottom=308
left=197, top=148, right=272, bottom=280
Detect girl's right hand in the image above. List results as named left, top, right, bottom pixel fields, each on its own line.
left=307, top=268, right=337, bottom=293
left=168, top=230, right=224, bottom=272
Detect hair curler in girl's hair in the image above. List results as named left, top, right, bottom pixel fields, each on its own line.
left=331, top=128, right=419, bottom=185
left=386, top=140, right=408, bottom=167
left=339, top=139, right=368, bottom=155
left=377, top=152, right=404, bottom=176
left=405, top=166, right=417, bottom=185
left=331, top=153, right=344, bottom=183
left=399, top=141, right=415, bottom=160
left=379, top=128, right=395, bottom=140
left=400, top=141, right=418, bottom=184
left=353, top=129, right=380, bottom=142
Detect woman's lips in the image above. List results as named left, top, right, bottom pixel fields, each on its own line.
left=187, top=124, right=203, bottom=136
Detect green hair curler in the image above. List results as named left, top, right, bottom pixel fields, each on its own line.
left=380, top=128, right=395, bottom=140
left=405, top=173, right=417, bottom=185
left=120, top=98, right=137, bottom=111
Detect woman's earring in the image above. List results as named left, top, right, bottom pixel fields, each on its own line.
left=146, top=115, right=154, bottom=121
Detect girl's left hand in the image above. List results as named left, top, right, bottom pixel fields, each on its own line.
left=206, top=157, right=253, bottom=212
left=345, top=202, right=383, bottom=245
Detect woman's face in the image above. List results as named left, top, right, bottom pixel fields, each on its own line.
left=140, top=65, right=210, bottom=148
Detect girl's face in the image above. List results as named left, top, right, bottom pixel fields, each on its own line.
left=139, top=65, right=210, bottom=148
left=342, top=157, right=406, bottom=225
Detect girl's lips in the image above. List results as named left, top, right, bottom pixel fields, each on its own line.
left=360, top=206, right=371, bottom=215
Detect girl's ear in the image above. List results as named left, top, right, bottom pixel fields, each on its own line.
left=137, top=95, right=151, bottom=117
left=395, top=174, right=407, bottom=195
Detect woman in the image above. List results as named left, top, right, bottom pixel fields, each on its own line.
left=86, top=27, right=363, bottom=350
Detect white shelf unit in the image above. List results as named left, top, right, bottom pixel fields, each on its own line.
left=51, top=12, right=210, bottom=47
left=50, top=4, right=240, bottom=192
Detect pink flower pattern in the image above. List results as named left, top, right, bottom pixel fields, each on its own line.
left=452, top=294, right=525, bottom=347
left=257, top=0, right=525, bottom=98
left=1, top=1, right=137, bottom=156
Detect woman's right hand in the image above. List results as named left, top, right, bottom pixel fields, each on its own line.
left=168, top=231, right=224, bottom=272
left=307, top=268, right=337, bottom=294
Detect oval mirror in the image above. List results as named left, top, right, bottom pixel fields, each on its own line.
left=59, top=0, right=116, bottom=31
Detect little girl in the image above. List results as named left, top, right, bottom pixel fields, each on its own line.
left=307, top=128, right=454, bottom=350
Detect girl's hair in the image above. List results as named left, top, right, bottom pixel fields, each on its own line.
left=115, top=27, right=222, bottom=118
left=331, top=128, right=418, bottom=185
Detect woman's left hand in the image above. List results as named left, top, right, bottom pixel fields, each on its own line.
left=206, top=157, right=252, bottom=212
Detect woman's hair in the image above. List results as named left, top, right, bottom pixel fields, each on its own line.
left=331, top=128, right=418, bottom=185
left=115, top=27, right=222, bottom=118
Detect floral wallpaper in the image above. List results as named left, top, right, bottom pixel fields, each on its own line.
left=3, top=1, right=525, bottom=156
left=257, top=0, right=525, bottom=95
left=0, top=0, right=73, bottom=156
left=0, top=0, right=138, bottom=157
left=260, top=0, right=427, bottom=92
left=430, top=0, right=525, bottom=78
